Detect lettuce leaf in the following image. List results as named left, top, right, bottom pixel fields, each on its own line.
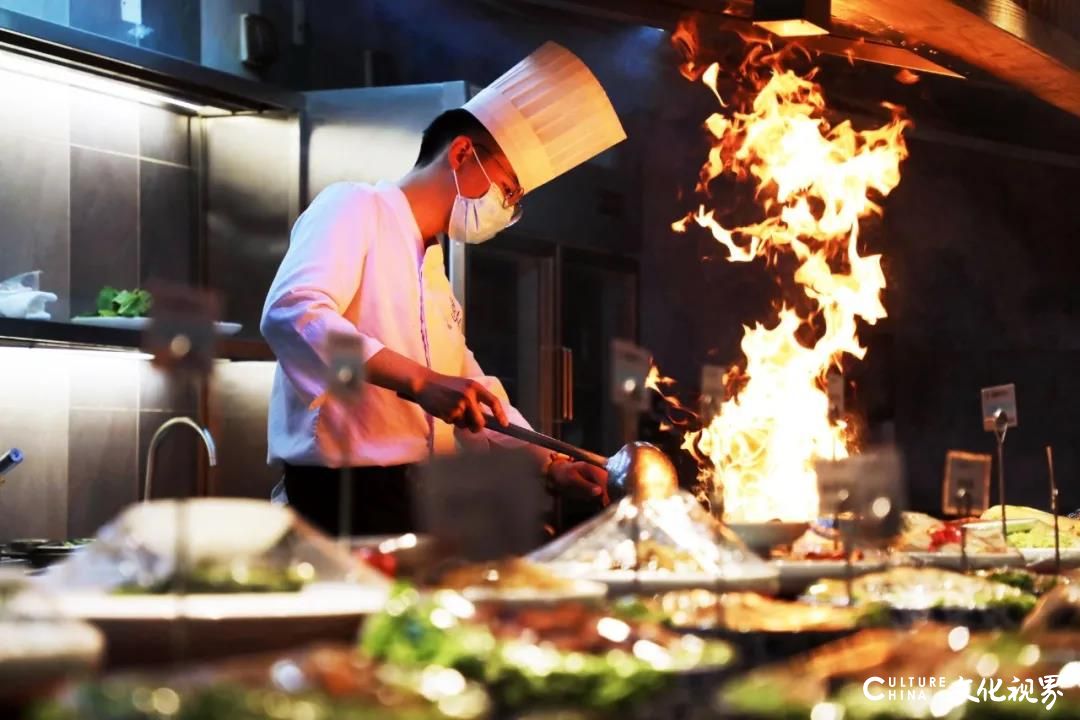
left=86, top=287, right=153, bottom=318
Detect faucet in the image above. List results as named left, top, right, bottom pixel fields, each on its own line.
left=143, top=418, right=217, bottom=502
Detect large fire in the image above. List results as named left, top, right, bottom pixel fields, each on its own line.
left=672, top=33, right=911, bottom=522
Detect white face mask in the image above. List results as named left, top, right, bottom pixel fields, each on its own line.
left=447, top=148, right=521, bottom=245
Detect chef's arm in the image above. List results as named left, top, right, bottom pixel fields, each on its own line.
left=261, top=185, right=385, bottom=403
left=460, top=347, right=538, bottom=445
left=366, top=349, right=510, bottom=430
left=461, top=347, right=606, bottom=500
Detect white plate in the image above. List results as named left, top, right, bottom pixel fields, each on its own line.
left=117, top=499, right=295, bottom=562
left=34, top=583, right=388, bottom=621
left=900, top=551, right=1026, bottom=570
left=457, top=579, right=608, bottom=605
left=771, top=559, right=887, bottom=594
left=71, top=317, right=243, bottom=335
left=1016, top=547, right=1080, bottom=566
left=543, top=564, right=779, bottom=595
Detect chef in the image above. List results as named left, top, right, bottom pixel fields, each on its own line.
left=261, top=42, right=627, bottom=536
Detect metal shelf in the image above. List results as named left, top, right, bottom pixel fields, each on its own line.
left=0, top=318, right=274, bottom=361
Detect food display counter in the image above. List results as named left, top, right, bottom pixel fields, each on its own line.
left=3, top=488, right=1078, bottom=720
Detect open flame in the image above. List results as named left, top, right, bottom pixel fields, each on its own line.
left=673, top=39, right=910, bottom=522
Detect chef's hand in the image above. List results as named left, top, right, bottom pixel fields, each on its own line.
left=415, top=371, right=509, bottom=432
left=548, top=460, right=609, bottom=504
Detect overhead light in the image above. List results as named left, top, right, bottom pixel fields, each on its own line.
left=753, top=0, right=831, bottom=37
left=0, top=48, right=228, bottom=116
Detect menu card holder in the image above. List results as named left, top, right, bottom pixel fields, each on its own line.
left=413, top=448, right=546, bottom=563
left=817, top=447, right=906, bottom=604
left=942, top=450, right=990, bottom=574
left=981, top=384, right=1018, bottom=539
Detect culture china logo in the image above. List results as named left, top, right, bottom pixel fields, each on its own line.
left=862, top=672, right=1077, bottom=712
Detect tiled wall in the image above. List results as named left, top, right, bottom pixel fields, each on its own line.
left=0, top=61, right=194, bottom=319
left=0, top=58, right=281, bottom=541
left=0, top=348, right=277, bottom=540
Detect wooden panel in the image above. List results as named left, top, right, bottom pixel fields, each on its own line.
left=832, top=0, right=1080, bottom=118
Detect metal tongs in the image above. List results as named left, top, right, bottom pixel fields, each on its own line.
left=397, top=393, right=670, bottom=502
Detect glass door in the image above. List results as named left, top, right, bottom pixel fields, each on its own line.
left=557, top=248, right=639, bottom=455
left=459, top=235, right=556, bottom=434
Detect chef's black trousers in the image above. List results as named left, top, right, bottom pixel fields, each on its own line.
left=282, top=463, right=415, bottom=537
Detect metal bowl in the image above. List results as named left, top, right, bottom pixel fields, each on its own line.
left=726, top=522, right=810, bottom=557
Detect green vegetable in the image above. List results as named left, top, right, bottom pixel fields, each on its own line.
left=30, top=681, right=475, bottom=720
left=114, top=560, right=309, bottom=595
left=721, top=675, right=813, bottom=720
left=361, top=586, right=732, bottom=711
left=88, top=286, right=153, bottom=318
left=1007, top=524, right=1080, bottom=549
left=610, top=596, right=669, bottom=624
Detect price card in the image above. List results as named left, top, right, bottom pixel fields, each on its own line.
left=941, top=450, right=991, bottom=516
left=412, top=448, right=547, bottom=562
left=827, top=370, right=845, bottom=419
left=700, top=364, right=727, bottom=401
left=141, top=283, right=219, bottom=377
left=816, top=446, right=905, bottom=540
left=326, top=332, right=366, bottom=403
left=816, top=458, right=858, bottom=516
left=611, top=339, right=652, bottom=411
left=981, top=384, right=1018, bottom=431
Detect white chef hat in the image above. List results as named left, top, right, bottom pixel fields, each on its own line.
left=464, top=42, right=626, bottom=194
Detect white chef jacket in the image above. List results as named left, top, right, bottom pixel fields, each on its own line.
left=261, top=180, right=532, bottom=468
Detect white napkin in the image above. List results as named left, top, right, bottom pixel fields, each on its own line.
left=0, top=271, right=57, bottom=320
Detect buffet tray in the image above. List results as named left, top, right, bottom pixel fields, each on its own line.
left=899, top=551, right=1026, bottom=570
left=1017, top=547, right=1080, bottom=567
left=15, top=584, right=388, bottom=669
left=456, top=580, right=608, bottom=606
left=45, top=584, right=387, bottom=620
left=770, top=559, right=886, bottom=596
left=544, top=564, right=780, bottom=595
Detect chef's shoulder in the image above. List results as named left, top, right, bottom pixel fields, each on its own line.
left=293, top=182, right=380, bottom=240
left=302, top=181, right=381, bottom=220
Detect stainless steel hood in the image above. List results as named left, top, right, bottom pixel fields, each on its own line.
left=507, top=0, right=1080, bottom=118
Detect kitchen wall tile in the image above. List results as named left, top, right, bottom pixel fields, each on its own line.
left=137, top=362, right=200, bottom=414
left=69, top=87, right=139, bottom=156
left=0, top=348, right=69, bottom=539
left=68, top=351, right=140, bottom=411
left=0, top=404, right=68, bottom=539
left=139, top=160, right=194, bottom=288
left=67, top=408, right=138, bottom=537
left=0, top=132, right=70, bottom=318
left=139, top=105, right=190, bottom=166
left=0, top=67, right=69, bottom=143
left=0, top=347, right=71, bottom=410
left=138, top=411, right=202, bottom=501
left=69, top=146, right=138, bottom=317
left=210, top=361, right=276, bottom=499
left=204, top=114, right=296, bottom=338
